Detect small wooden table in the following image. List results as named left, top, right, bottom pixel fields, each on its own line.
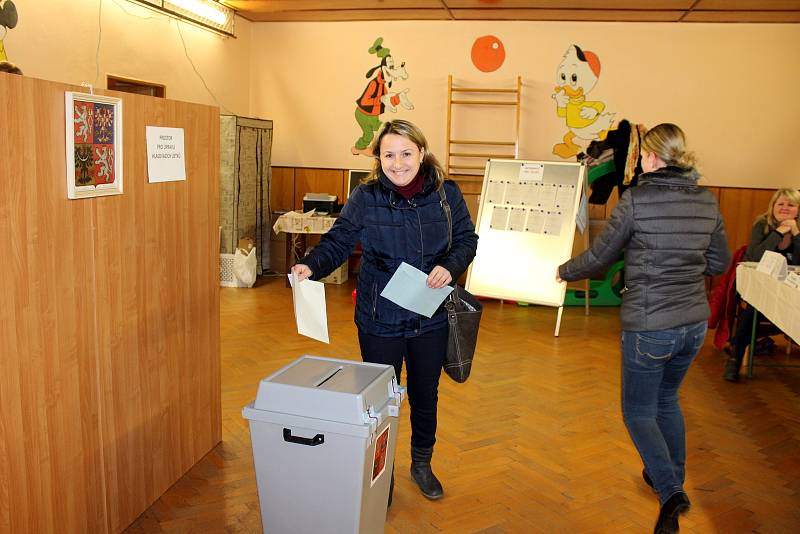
left=273, top=211, right=337, bottom=286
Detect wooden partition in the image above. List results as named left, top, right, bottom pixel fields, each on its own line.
left=0, top=74, right=221, bottom=534
left=271, top=165, right=782, bottom=269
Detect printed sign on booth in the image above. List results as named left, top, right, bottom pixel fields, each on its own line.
left=146, top=126, right=186, bottom=183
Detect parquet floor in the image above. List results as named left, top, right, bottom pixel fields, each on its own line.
left=124, top=276, right=800, bottom=534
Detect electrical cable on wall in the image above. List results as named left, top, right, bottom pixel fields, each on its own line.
left=95, top=0, right=232, bottom=113
left=94, top=0, right=102, bottom=86
left=176, top=18, right=231, bottom=113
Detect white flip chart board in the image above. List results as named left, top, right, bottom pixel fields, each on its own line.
left=465, top=159, right=585, bottom=307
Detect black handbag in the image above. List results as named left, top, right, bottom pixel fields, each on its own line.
left=438, top=187, right=482, bottom=383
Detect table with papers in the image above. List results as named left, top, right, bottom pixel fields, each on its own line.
left=735, top=263, right=800, bottom=377
left=273, top=210, right=337, bottom=286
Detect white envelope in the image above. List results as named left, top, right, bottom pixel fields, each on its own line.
left=289, top=274, right=330, bottom=343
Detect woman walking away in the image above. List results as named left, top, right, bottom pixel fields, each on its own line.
left=558, top=123, right=730, bottom=534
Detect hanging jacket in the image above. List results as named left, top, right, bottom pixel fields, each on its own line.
left=559, top=165, right=731, bottom=331
left=707, top=245, right=748, bottom=350
left=301, top=169, right=478, bottom=337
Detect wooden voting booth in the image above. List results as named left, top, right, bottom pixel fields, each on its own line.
left=466, top=159, right=585, bottom=335
left=0, top=74, right=220, bottom=533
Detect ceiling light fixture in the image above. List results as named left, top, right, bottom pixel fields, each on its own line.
left=127, top=0, right=235, bottom=37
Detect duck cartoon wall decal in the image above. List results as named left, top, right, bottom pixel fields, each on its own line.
left=0, top=0, right=19, bottom=62
left=552, top=44, right=615, bottom=159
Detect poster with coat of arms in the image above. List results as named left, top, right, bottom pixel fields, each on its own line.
left=65, top=91, right=123, bottom=199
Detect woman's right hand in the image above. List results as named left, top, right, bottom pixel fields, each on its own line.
left=291, top=264, right=313, bottom=282
left=777, top=219, right=797, bottom=236
left=779, top=218, right=799, bottom=236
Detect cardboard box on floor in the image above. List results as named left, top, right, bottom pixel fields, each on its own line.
left=320, top=262, right=348, bottom=284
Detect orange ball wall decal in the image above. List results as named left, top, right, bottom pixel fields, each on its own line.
left=471, top=35, right=505, bottom=73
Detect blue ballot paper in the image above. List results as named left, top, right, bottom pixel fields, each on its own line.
left=380, top=262, right=455, bottom=318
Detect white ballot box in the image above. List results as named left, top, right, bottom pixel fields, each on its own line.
left=243, top=356, right=404, bottom=534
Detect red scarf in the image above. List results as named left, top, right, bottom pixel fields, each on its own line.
left=395, top=171, right=424, bottom=199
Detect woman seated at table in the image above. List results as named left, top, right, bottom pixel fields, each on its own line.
left=723, top=188, right=800, bottom=381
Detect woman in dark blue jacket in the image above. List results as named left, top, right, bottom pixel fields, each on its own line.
left=292, top=120, right=478, bottom=501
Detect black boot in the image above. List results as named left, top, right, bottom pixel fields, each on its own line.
left=723, top=356, right=740, bottom=382
left=654, top=491, right=690, bottom=534
left=410, top=446, right=443, bottom=500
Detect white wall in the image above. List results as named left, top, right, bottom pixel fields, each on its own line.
left=6, top=4, right=799, bottom=188
left=249, top=20, right=800, bottom=188
left=6, top=0, right=251, bottom=115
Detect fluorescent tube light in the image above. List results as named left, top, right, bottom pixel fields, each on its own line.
left=126, top=0, right=235, bottom=37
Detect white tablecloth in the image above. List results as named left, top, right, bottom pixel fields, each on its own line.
left=736, top=263, right=800, bottom=344
left=272, top=210, right=336, bottom=235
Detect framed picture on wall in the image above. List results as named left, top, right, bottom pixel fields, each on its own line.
left=64, top=91, right=123, bottom=199
left=347, top=169, right=370, bottom=200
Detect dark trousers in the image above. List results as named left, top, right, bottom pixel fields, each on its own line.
left=358, top=325, right=448, bottom=449
left=730, top=304, right=757, bottom=369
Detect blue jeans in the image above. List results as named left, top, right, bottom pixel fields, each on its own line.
left=358, top=325, right=448, bottom=449
left=621, top=321, right=707, bottom=505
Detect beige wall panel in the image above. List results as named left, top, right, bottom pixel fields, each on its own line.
left=271, top=167, right=296, bottom=211
left=718, top=188, right=777, bottom=252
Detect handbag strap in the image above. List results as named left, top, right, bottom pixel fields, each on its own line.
left=437, top=185, right=459, bottom=306
left=437, top=185, right=453, bottom=254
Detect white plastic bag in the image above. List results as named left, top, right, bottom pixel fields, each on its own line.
left=233, top=247, right=257, bottom=287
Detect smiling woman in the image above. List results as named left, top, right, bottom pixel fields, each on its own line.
left=378, top=133, right=423, bottom=187
left=291, top=119, right=478, bottom=504
left=724, top=187, right=800, bottom=382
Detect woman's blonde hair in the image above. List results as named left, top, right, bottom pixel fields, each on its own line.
left=363, top=119, right=447, bottom=189
left=641, top=123, right=696, bottom=169
left=760, top=188, right=800, bottom=232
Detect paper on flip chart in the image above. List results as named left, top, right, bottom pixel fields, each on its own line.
left=380, top=262, right=454, bottom=318
left=289, top=273, right=330, bottom=343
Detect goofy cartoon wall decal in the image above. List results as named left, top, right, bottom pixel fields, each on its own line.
left=351, top=37, right=413, bottom=157
left=552, top=44, right=615, bottom=159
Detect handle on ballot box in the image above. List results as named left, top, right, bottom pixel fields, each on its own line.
left=283, top=428, right=325, bottom=447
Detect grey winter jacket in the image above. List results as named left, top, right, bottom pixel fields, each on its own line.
left=744, top=218, right=800, bottom=264
left=559, top=166, right=731, bottom=332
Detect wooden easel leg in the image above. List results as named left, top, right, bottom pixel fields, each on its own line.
left=555, top=306, right=563, bottom=337
left=584, top=279, right=590, bottom=316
